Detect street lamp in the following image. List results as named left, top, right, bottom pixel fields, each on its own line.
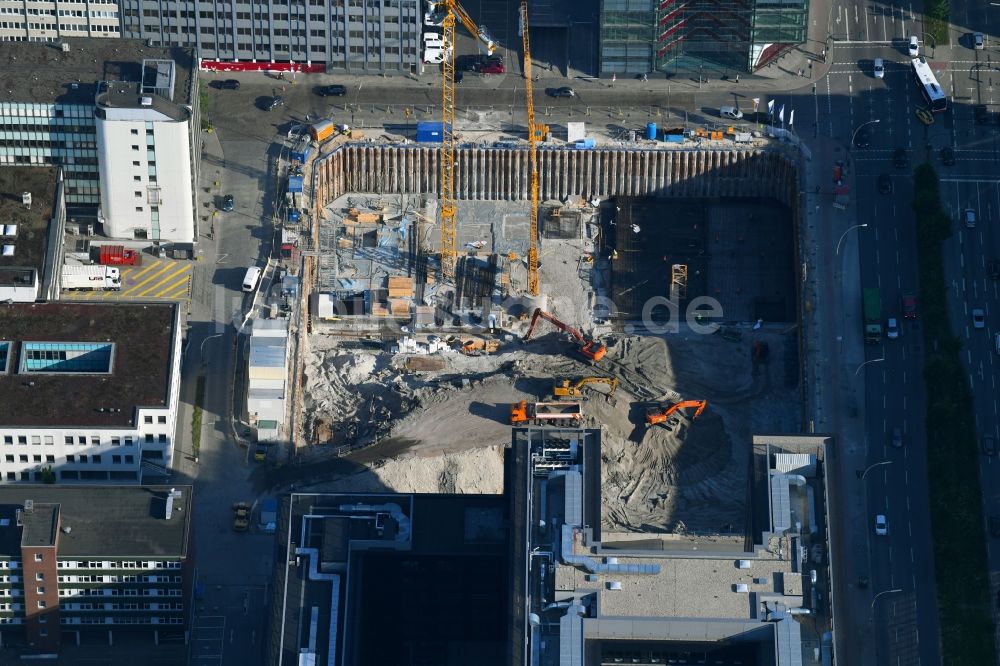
left=200, top=333, right=224, bottom=365
left=836, top=223, right=868, bottom=255
left=852, top=119, right=881, bottom=147
left=870, top=588, right=903, bottom=619
left=855, top=356, right=885, bottom=377
left=922, top=32, right=936, bottom=58
left=857, top=459, right=892, bottom=480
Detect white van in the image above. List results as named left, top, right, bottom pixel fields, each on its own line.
left=720, top=106, right=743, bottom=120
left=242, top=266, right=262, bottom=292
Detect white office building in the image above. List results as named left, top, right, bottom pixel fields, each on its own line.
left=0, top=301, right=182, bottom=483
left=0, top=0, right=120, bottom=43
left=95, top=59, right=196, bottom=242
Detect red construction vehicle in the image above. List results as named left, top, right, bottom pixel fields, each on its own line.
left=645, top=399, right=707, bottom=426
left=523, top=308, right=606, bottom=362
left=98, top=245, right=141, bottom=266
left=510, top=401, right=583, bottom=426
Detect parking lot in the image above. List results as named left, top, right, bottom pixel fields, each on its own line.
left=190, top=615, right=226, bottom=666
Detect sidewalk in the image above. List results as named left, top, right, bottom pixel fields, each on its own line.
left=802, top=138, right=874, bottom=666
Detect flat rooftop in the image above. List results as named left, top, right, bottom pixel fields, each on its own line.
left=0, top=168, right=57, bottom=283
left=0, top=39, right=194, bottom=106
left=0, top=302, right=177, bottom=427
left=555, top=538, right=797, bottom=620
left=0, top=485, right=192, bottom=557
left=96, top=81, right=191, bottom=122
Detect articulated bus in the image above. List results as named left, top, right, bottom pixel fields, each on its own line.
left=911, top=57, right=948, bottom=112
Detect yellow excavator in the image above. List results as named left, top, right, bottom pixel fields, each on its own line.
left=552, top=377, right=618, bottom=399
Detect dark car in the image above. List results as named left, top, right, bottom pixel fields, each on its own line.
left=991, top=516, right=1000, bottom=538
left=902, top=294, right=918, bottom=318
left=989, top=259, right=1000, bottom=280
left=316, top=84, right=347, bottom=97
left=941, top=146, right=956, bottom=166
left=984, top=436, right=997, bottom=457
left=548, top=86, right=576, bottom=98
left=221, top=194, right=235, bottom=212
left=892, top=148, right=908, bottom=169
left=877, top=173, right=893, bottom=195
left=214, top=79, right=240, bottom=90
left=974, top=104, right=991, bottom=124
left=891, top=427, right=903, bottom=448
left=853, top=127, right=871, bottom=148
left=265, top=95, right=284, bottom=111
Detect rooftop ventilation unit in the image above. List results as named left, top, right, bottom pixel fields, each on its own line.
left=140, top=96, right=153, bottom=106
left=734, top=583, right=750, bottom=593
left=606, top=581, right=622, bottom=590
left=737, top=560, right=752, bottom=569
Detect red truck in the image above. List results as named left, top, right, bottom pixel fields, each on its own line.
left=98, top=245, right=141, bottom=266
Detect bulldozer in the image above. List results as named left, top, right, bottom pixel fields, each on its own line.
left=552, top=376, right=618, bottom=399
left=645, top=399, right=707, bottom=427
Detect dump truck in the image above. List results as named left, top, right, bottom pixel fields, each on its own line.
left=232, top=502, right=251, bottom=531
left=97, top=245, right=141, bottom=266
left=863, top=288, right=882, bottom=344
left=510, top=401, right=583, bottom=426
left=61, top=265, right=121, bottom=291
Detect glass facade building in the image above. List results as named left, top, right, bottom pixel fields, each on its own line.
left=599, top=0, right=809, bottom=75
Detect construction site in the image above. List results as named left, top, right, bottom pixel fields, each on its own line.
left=271, top=0, right=805, bottom=542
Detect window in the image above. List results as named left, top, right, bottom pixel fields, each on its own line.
left=3, top=455, right=11, bottom=463
left=145, top=434, right=153, bottom=443
left=157, top=416, right=166, bottom=424
left=30, top=436, right=40, bottom=445
left=111, top=437, right=120, bottom=446
left=130, top=129, right=138, bottom=135
left=112, top=455, right=121, bottom=464
left=131, top=145, right=139, bottom=151
left=65, top=455, right=75, bottom=463
left=64, top=436, right=72, bottom=444
left=34, top=554, right=42, bottom=562
left=37, top=600, right=45, bottom=609
left=92, top=455, right=101, bottom=464
left=45, top=455, right=54, bottom=463
left=90, top=436, right=99, bottom=445
left=18, top=455, right=27, bottom=463
left=134, top=191, right=142, bottom=198
left=36, top=587, right=44, bottom=594
left=32, top=455, right=40, bottom=463
left=77, top=437, right=85, bottom=445
left=144, top=416, right=153, bottom=424
left=158, top=434, right=167, bottom=444
left=43, top=436, right=52, bottom=445
left=135, top=206, right=143, bottom=212
left=17, top=436, right=25, bottom=445
left=79, top=455, right=87, bottom=463
left=35, top=573, right=43, bottom=581
left=134, top=176, right=142, bottom=182
left=132, top=161, right=140, bottom=166
left=125, top=455, right=134, bottom=464
left=2, top=437, right=10, bottom=445
left=124, top=437, right=133, bottom=446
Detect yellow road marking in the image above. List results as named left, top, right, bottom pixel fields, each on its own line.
left=121, top=262, right=179, bottom=296
left=125, top=261, right=164, bottom=282
left=162, top=279, right=193, bottom=300
left=139, top=270, right=192, bottom=298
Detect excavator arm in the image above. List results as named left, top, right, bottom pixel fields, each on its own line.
left=553, top=376, right=619, bottom=398
left=523, top=308, right=607, bottom=362
left=646, top=399, right=708, bottom=426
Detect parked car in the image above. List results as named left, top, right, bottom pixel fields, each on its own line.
left=316, top=84, right=347, bottom=97
left=974, top=32, right=985, bottom=50
left=887, top=318, right=900, bottom=340
left=983, top=435, right=997, bottom=457
left=853, top=127, right=871, bottom=148
left=893, top=148, right=908, bottom=169
left=965, top=208, right=977, bottom=228
left=264, top=95, right=284, bottom=111
left=908, top=35, right=919, bottom=57
left=720, top=106, right=744, bottom=120
left=221, top=194, right=235, bottom=212
left=878, top=173, right=893, bottom=195
left=941, top=146, right=956, bottom=166
left=480, top=61, right=505, bottom=74
left=548, top=86, right=576, bottom=98
left=874, top=514, right=888, bottom=536
left=214, top=79, right=240, bottom=90
left=873, top=57, right=885, bottom=79
left=973, top=308, right=986, bottom=329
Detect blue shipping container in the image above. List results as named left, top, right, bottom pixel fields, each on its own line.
left=416, top=121, right=451, bottom=143
left=287, top=176, right=304, bottom=193
left=290, top=139, right=312, bottom=163
left=574, top=138, right=596, bottom=149
left=646, top=122, right=657, bottom=140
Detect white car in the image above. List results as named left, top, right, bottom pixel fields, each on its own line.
left=908, top=36, right=919, bottom=57
left=875, top=514, right=888, bottom=536
left=873, top=58, right=885, bottom=79
left=423, top=46, right=451, bottom=64
left=886, top=317, right=899, bottom=339
left=973, top=308, right=986, bottom=329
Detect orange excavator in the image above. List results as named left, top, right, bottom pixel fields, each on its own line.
left=523, top=308, right=607, bottom=362
left=645, top=399, right=708, bottom=426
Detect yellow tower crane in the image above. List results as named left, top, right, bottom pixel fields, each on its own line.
left=435, top=1, right=497, bottom=282
left=520, top=0, right=541, bottom=296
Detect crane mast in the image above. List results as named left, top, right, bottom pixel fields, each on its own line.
left=520, top=0, right=541, bottom=296
left=439, top=10, right=458, bottom=282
